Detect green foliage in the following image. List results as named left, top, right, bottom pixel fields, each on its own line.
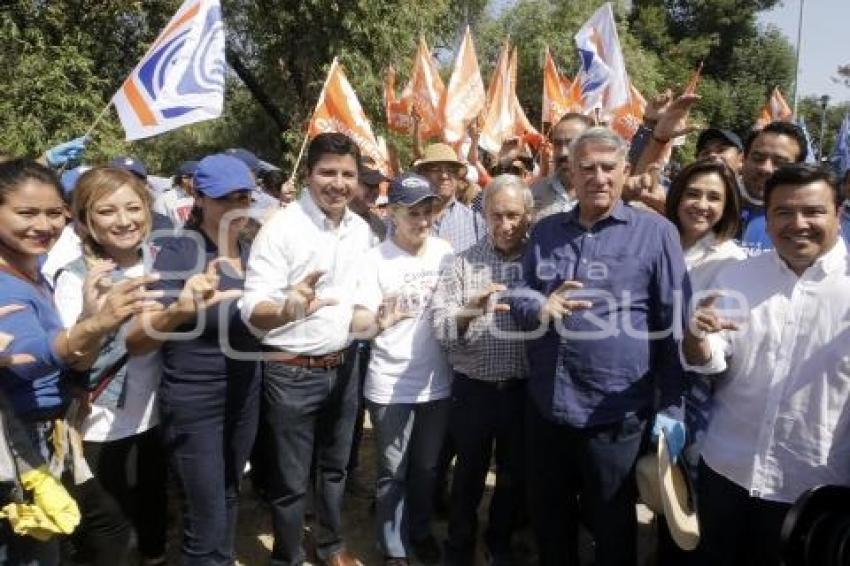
left=0, top=0, right=802, bottom=176
left=797, top=96, right=850, bottom=160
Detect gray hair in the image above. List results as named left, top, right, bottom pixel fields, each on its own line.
left=568, top=126, right=628, bottom=161
left=483, top=174, right=533, bottom=213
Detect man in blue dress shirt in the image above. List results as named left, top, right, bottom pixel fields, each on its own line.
left=509, top=127, right=689, bottom=566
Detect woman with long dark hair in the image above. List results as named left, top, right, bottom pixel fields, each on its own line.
left=0, top=159, right=161, bottom=565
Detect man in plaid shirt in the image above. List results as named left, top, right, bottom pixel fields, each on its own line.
left=432, top=175, right=531, bottom=566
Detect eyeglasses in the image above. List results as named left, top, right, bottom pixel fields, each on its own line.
left=419, top=163, right=463, bottom=176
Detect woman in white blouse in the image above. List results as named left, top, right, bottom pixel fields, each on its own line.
left=659, top=156, right=746, bottom=562
left=53, top=167, right=167, bottom=566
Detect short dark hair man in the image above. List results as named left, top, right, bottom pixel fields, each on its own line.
left=530, top=112, right=594, bottom=221
left=696, top=128, right=744, bottom=174
left=738, top=121, right=808, bottom=255
left=682, top=163, right=849, bottom=565
left=242, top=132, right=371, bottom=566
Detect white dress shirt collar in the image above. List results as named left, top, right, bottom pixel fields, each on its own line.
left=299, top=189, right=357, bottom=231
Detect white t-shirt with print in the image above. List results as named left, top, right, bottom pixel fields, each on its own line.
left=354, top=236, right=454, bottom=404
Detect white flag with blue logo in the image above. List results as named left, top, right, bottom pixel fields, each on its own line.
left=112, top=0, right=226, bottom=141
left=573, top=3, right=630, bottom=113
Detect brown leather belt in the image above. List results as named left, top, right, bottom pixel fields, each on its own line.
left=263, top=348, right=346, bottom=369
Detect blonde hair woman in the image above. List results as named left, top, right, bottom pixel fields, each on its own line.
left=53, top=167, right=167, bottom=565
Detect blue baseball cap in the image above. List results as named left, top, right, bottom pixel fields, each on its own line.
left=193, top=154, right=254, bottom=198
left=388, top=173, right=440, bottom=207
left=109, top=155, right=147, bottom=179
left=60, top=166, right=91, bottom=197
left=224, top=148, right=260, bottom=173
left=175, top=160, right=199, bottom=178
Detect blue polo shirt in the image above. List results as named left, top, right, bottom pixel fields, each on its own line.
left=0, top=272, right=69, bottom=421
left=509, top=202, right=689, bottom=428
left=150, top=227, right=258, bottom=384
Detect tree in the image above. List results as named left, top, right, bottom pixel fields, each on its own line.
left=834, top=64, right=850, bottom=89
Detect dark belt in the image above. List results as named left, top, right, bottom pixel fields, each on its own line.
left=456, top=372, right=525, bottom=391
left=263, top=347, right=346, bottom=369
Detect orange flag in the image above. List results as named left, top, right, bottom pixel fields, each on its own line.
left=386, top=38, right=445, bottom=140
left=755, top=86, right=794, bottom=129
left=385, top=66, right=413, bottom=132
left=609, top=82, right=646, bottom=141
left=479, top=42, right=514, bottom=154
left=441, top=25, right=486, bottom=144
left=308, top=58, right=389, bottom=173
left=509, top=47, right=541, bottom=147
left=542, top=46, right=572, bottom=125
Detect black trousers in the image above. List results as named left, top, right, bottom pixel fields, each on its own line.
left=445, top=375, right=526, bottom=564
left=695, top=460, right=790, bottom=566
left=525, top=399, right=649, bottom=566
left=82, top=426, right=168, bottom=560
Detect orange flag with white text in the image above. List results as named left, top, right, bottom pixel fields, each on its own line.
left=441, top=26, right=486, bottom=144
left=609, top=82, right=646, bottom=141
left=309, top=58, right=389, bottom=173
left=403, top=38, right=445, bottom=139
left=755, top=86, right=793, bottom=129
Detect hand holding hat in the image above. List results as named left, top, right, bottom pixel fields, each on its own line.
left=652, top=412, right=686, bottom=463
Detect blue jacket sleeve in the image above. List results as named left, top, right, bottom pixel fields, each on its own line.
left=650, top=221, right=691, bottom=419
left=0, top=300, right=66, bottom=381
left=507, top=226, right=549, bottom=331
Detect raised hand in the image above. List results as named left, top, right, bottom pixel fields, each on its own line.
left=376, top=294, right=414, bottom=333
left=91, top=274, right=164, bottom=333
left=81, top=260, right=116, bottom=318
left=175, top=257, right=243, bottom=316
left=280, top=271, right=338, bottom=323
left=539, top=280, right=593, bottom=324
left=689, top=293, right=740, bottom=338
left=465, top=283, right=510, bottom=316
left=652, top=91, right=701, bottom=143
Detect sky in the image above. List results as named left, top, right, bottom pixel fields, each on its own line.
left=759, top=0, right=850, bottom=104
left=488, top=0, right=850, bottom=104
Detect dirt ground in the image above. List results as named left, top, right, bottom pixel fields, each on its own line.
left=202, top=421, right=659, bottom=566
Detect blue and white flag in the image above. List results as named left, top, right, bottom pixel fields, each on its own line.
left=796, top=118, right=817, bottom=164
left=112, top=0, right=226, bottom=141
left=830, top=113, right=850, bottom=177
left=573, top=3, right=629, bottom=113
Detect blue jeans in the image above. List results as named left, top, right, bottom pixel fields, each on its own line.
left=159, top=369, right=261, bottom=566
left=264, top=358, right=358, bottom=566
left=526, top=399, right=649, bottom=566
left=368, top=399, right=450, bottom=559
left=445, top=375, right=526, bottom=564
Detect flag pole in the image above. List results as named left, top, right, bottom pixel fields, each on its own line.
left=83, top=101, right=113, bottom=141
left=288, top=57, right=339, bottom=183
left=791, top=0, right=805, bottom=116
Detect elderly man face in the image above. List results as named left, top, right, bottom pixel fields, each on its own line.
left=485, top=183, right=531, bottom=255
left=569, top=134, right=631, bottom=225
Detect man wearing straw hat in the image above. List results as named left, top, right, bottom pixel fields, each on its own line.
left=414, top=143, right=486, bottom=254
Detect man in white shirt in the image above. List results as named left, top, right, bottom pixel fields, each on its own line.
left=241, top=133, right=373, bottom=566
left=682, top=163, right=850, bottom=566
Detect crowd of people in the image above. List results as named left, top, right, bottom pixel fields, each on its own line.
left=0, top=88, right=849, bottom=566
